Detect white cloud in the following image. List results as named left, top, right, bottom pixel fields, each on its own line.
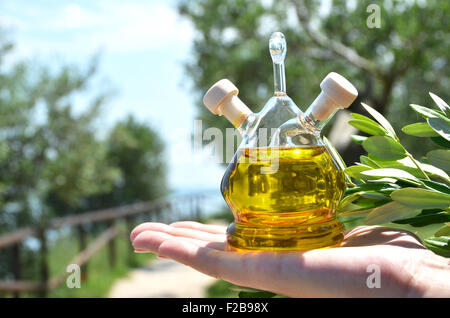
left=63, top=4, right=83, bottom=29
left=1, top=1, right=194, bottom=57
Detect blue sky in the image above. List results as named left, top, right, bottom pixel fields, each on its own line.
left=0, top=0, right=225, bottom=197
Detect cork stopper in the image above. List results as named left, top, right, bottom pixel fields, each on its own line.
left=311, top=72, right=358, bottom=120
left=203, top=79, right=252, bottom=127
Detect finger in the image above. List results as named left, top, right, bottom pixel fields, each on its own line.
left=132, top=230, right=227, bottom=253
left=170, top=221, right=227, bottom=235
left=130, top=222, right=169, bottom=241
left=130, top=222, right=226, bottom=243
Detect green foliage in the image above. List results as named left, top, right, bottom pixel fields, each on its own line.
left=0, top=33, right=166, bottom=225
left=427, top=150, right=450, bottom=171
left=107, top=116, right=166, bottom=203
left=205, top=280, right=238, bottom=298
left=84, top=116, right=167, bottom=210
left=362, top=136, right=406, bottom=160
left=0, top=35, right=118, bottom=226
left=47, top=222, right=156, bottom=298
left=423, top=236, right=450, bottom=257
left=229, top=285, right=280, bottom=298
left=178, top=0, right=450, bottom=163
left=341, top=94, right=450, bottom=257
left=0, top=33, right=166, bottom=281
left=402, top=122, right=439, bottom=137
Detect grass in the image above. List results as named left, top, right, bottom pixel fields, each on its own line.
left=41, top=221, right=155, bottom=298
left=198, top=208, right=234, bottom=224
left=15, top=209, right=231, bottom=298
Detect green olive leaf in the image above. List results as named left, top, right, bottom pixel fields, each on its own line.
left=410, top=104, right=447, bottom=120
left=344, top=182, right=400, bottom=195
left=348, top=119, right=387, bottom=136
left=360, top=155, right=381, bottom=168
left=423, top=237, right=450, bottom=257
left=351, top=135, right=367, bottom=145
left=359, top=192, right=389, bottom=200
left=338, top=192, right=363, bottom=209
left=367, top=156, right=449, bottom=181
left=430, top=136, right=450, bottom=148
left=429, top=92, right=450, bottom=117
left=391, top=188, right=450, bottom=209
left=401, top=122, right=439, bottom=137
left=361, top=103, right=397, bottom=138
left=393, top=210, right=450, bottom=227
left=344, top=165, right=372, bottom=180
left=351, top=112, right=380, bottom=123
left=434, top=224, right=450, bottom=237
left=427, top=117, right=450, bottom=142
left=361, top=168, right=419, bottom=181
left=427, top=149, right=450, bottom=172
left=364, top=201, right=421, bottom=225
left=421, top=180, right=450, bottom=195
left=362, top=136, right=406, bottom=160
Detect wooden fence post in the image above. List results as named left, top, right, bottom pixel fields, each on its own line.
left=149, top=210, right=154, bottom=222
left=172, top=202, right=179, bottom=222
left=125, top=216, right=134, bottom=264
left=167, top=203, right=172, bottom=223
left=189, top=198, right=194, bottom=220
left=11, top=243, right=21, bottom=298
left=38, top=227, right=49, bottom=297
left=195, top=197, right=201, bottom=220
left=77, top=225, right=88, bottom=281
left=107, top=221, right=116, bottom=268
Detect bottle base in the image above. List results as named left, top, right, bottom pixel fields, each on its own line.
left=226, top=218, right=344, bottom=252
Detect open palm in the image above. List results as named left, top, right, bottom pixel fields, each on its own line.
left=130, top=221, right=450, bottom=297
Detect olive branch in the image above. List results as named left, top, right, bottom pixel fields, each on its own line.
left=330, top=93, right=450, bottom=257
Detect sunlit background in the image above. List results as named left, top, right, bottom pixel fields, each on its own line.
left=0, top=0, right=448, bottom=298
left=1, top=0, right=225, bottom=194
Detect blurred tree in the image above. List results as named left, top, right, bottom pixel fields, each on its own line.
left=0, top=41, right=118, bottom=228
left=178, top=0, right=450, bottom=163
left=85, top=115, right=166, bottom=210
left=0, top=32, right=166, bottom=230
left=0, top=31, right=167, bottom=280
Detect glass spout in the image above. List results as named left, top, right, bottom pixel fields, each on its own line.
left=269, top=32, right=287, bottom=96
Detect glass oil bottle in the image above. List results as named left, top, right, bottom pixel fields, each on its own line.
left=202, top=32, right=358, bottom=251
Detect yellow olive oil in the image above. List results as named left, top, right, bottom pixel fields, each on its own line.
left=221, top=146, right=346, bottom=251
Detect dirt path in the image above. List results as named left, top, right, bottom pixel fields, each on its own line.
left=108, top=258, right=217, bottom=298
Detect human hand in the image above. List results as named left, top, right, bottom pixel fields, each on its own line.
left=130, top=221, right=450, bottom=297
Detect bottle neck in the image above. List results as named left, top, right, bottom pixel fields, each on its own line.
left=237, top=112, right=257, bottom=136
left=219, top=94, right=253, bottom=129
left=300, top=91, right=339, bottom=132
left=273, top=62, right=286, bottom=95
